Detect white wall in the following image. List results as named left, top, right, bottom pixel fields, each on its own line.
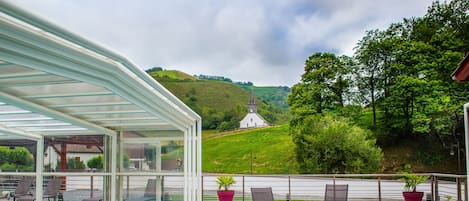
left=240, top=113, right=268, bottom=128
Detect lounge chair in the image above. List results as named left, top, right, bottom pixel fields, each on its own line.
left=16, top=177, right=64, bottom=201
left=126, top=178, right=158, bottom=201
left=13, top=176, right=35, bottom=201
left=251, top=187, right=274, bottom=201
left=324, top=184, right=348, bottom=201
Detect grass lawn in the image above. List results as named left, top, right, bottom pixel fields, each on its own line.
left=202, top=125, right=298, bottom=174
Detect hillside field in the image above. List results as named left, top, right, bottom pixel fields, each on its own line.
left=202, top=125, right=299, bottom=174
left=202, top=125, right=459, bottom=174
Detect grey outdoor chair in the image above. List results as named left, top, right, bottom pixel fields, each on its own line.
left=324, top=184, right=348, bottom=201
left=125, top=178, right=158, bottom=201
left=13, top=176, right=35, bottom=201
left=16, top=177, right=64, bottom=201
left=251, top=187, right=274, bottom=201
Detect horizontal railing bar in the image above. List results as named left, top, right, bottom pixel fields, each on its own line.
left=203, top=173, right=467, bottom=178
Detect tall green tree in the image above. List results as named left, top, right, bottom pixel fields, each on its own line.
left=289, top=53, right=382, bottom=173
left=354, top=0, right=468, bottom=147
left=288, top=53, right=352, bottom=118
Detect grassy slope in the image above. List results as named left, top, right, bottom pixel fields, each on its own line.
left=237, top=85, right=290, bottom=109
left=161, top=80, right=255, bottom=113
left=203, top=125, right=299, bottom=174
left=149, top=70, right=197, bottom=81
left=151, top=71, right=289, bottom=124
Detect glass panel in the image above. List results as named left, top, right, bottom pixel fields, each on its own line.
left=44, top=135, right=105, bottom=173
left=122, top=140, right=184, bottom=173
left=121, top=175, right=184, bottom=201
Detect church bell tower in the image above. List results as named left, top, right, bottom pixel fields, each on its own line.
left=248, top=91, right=257, bottom=113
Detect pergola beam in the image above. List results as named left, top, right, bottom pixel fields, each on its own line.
left=0, top=79, right=81, bottom=88
left=0, top=91, right=115, bottom=135
left=0, top=71, right=48, bottom=79
left=23, top=91, right=114, bottom=99
left=88, top=117, right=159, bottom=122
left=49, top=101, right=132, bottom=108
left=71, top=110, right=146, bottom=115
left=0, top=124, right=41, bottom=140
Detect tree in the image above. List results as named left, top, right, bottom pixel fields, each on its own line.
left=9, top=147, right=34, bottom=170
left=288, top=53, right=352, bottom=119
left=292, top=114, right=383, bottom=173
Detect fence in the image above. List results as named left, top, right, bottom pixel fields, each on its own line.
left=202, top=174, right=467, bottom=201
left=0, top=173, right=466, bottom=201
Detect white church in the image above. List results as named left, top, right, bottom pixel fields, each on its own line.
left=240, top=92, right=269, bottom=129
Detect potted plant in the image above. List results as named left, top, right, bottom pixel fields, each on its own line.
left=216, top=176, right=236, bottom=201
left=400, top=172, right=429, bottom=201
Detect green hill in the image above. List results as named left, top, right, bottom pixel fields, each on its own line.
left=202, top=125, right=299, bottom=174
left=236, top=84, right=290, bottom=109
left=149, top=70, right=290, bottom=130
left=148, top=70, right=197, bottom=81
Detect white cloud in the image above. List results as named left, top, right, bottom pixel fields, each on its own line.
left=5, top=0, right=434, bottom=86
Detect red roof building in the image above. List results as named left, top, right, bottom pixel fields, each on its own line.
left=452, top=53, right=469, bottom=82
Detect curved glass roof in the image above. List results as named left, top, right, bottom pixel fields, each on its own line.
left=0, top=2, right=201, bottom=139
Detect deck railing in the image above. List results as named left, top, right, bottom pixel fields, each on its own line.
left=202, top=173, right=467, bottom=201
left=0, top=173, right=466, bottom=201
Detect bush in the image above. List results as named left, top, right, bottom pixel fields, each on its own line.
left=62, top=158, right=86, bottom=169
left=292, top=114, right=383, bottom=173
left=0, top=163, right=17, bottom=171
left=87, top=155, right=104, bottom=169
left=9, top=147, right=34, bottom=170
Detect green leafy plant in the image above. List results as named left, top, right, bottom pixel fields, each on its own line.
left=216, top=176, right=236, bottom=191
left=400, top=172, right=429, bottom=192
left=443, top=194, right=453, bottom=201
left=87, top=155, right=104, bottom=169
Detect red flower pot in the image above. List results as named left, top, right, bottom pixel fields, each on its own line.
left=217, top=190, right=235, bottom=201
left=403, top=192, right=424, bottom=201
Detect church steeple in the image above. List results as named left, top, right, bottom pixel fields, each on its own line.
left=248, top=90, right=257, bottom=113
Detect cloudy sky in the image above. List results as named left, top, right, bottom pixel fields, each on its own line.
left=7, top=0, right=434, bottom=86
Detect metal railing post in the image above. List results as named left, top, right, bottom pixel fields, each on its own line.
left=126, top=175, right=130, bottom=199
left=378, top=176, right=381, bottom=201
left=287, top=175, right=291, bottom=201
left=433, top=175, right=439, bottom=201
left=465, top=179, right=468, bottom=201
left=90, top=175, right=94, bottom=198
left=457, top=177, right=462, bottom=201
left=201, top=176, right=204, bottom=201
left=242, top=176, right=245, bottom=201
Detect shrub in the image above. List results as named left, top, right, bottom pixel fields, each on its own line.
left=65, top=158, right=86, bottom=169
left=292, top=114, right=383, bottom=173
left=87, top=155, right=104, bottom=169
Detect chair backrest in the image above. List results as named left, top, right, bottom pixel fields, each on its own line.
left=44, top=177, right=64, bottom=197
left=324, top=184, right=348, bottom=201
left=15, top=176, right=34, bottom=195
left=144, top=179, right=157, bottom=197
left=251, top=187, right=274, bottom=201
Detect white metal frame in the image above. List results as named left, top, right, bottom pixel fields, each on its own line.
left=0, top=1, right=202, bottom=201
left=464, top=103, right=469, bottom=181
